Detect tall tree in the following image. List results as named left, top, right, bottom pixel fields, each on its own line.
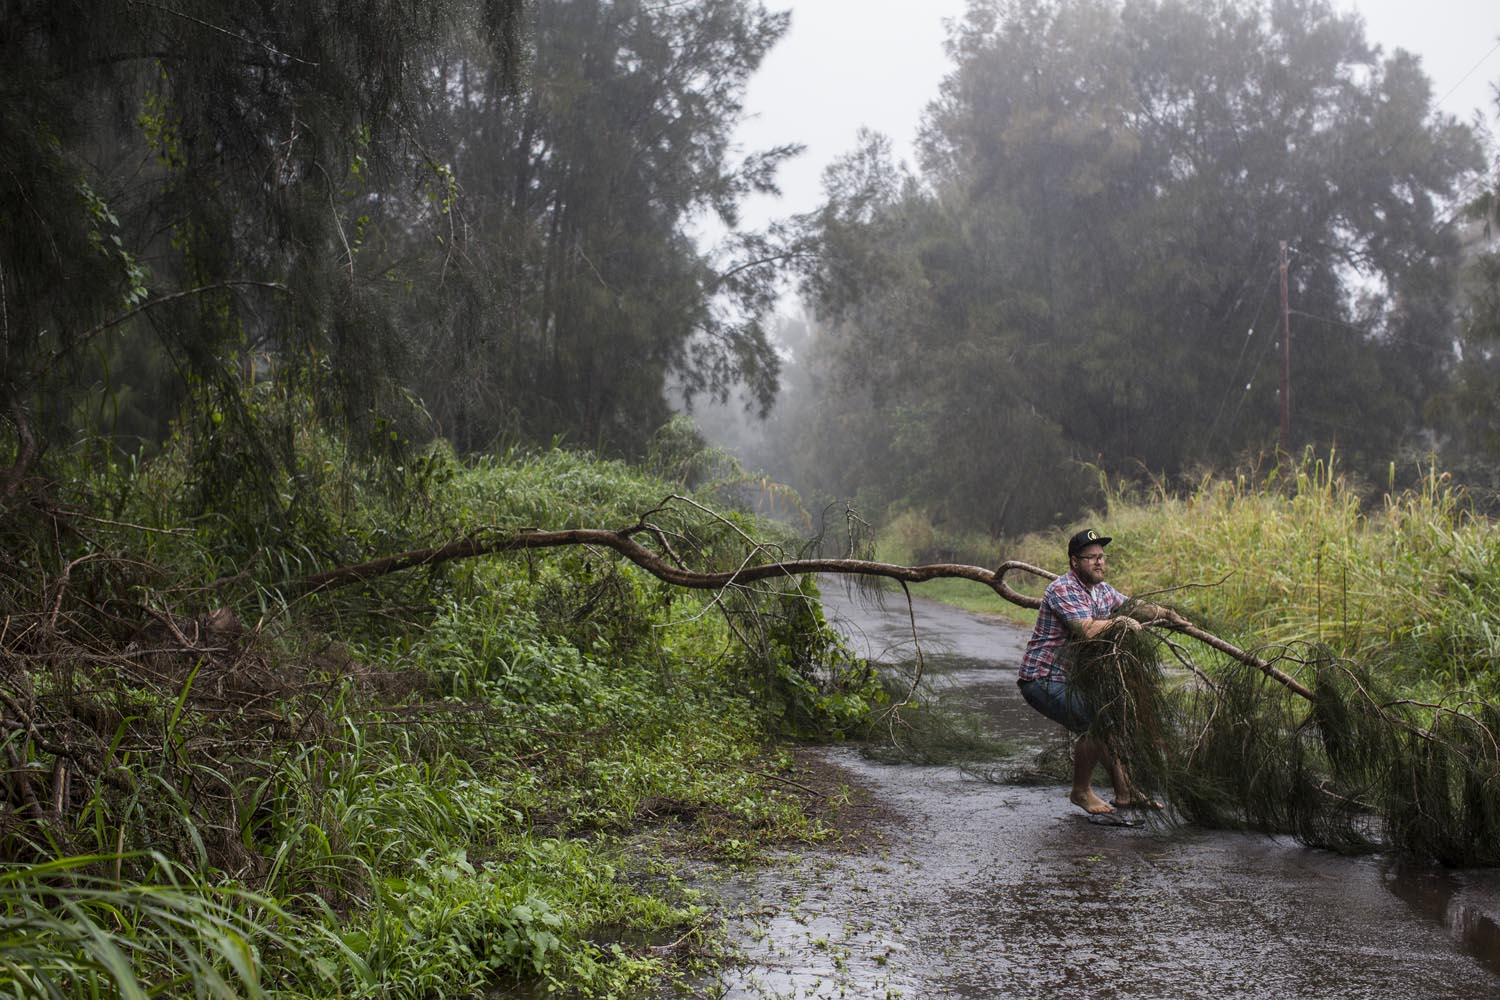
left=0, top=0, right=525, bottom=494
left=388, top=0, right=797, bottom=455
left=789, top=0, right=1482, bottom=536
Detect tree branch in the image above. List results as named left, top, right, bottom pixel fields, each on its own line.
left=2, top=400, right=37, bottom=497
left=707, top=250, right=811, bottom=292
left=291, top=526, right=1315, bottom=702
left=42, top=281, right=288, bottom=377
left=295, top=526, right=1002, bottom=595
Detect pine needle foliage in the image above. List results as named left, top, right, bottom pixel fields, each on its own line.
left=1061, top=623, right=1500, bottom=866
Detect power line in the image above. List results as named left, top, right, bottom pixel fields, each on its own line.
left=1435, top=36, right=1500, bottom=111
left=1288, top=308, right=1368, bottom=334
left=1206, top=263, right=1278, bottom=455
left=1222, top=312, right=1282, bottom=447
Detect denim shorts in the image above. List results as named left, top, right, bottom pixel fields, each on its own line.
left=1018, top=675, right=1094, bottom=734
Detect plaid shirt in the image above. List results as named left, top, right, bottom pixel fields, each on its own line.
left=1018, top=570, right=1126, bottom=682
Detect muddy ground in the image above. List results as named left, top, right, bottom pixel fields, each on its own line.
left=698, top=586, right=1500, bottom=1000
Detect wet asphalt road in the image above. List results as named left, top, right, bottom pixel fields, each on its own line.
left=706, top=585, right=1500, bottom=1000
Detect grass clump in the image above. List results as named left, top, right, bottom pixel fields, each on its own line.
left=0, top=856, right=302, bottom=999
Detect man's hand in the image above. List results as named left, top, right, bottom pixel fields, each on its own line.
left=1165, top=610, right=1190, bottom=628
left=1112, top=616, right=1143, bottom=634
left=1139, top=603, right=1189, bottom=628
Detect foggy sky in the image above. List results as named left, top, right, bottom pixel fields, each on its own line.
left=722, top=0, right=1500, bottom=238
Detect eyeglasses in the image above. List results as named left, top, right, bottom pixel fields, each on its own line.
left=1075, top=553, right=1107, bottom=563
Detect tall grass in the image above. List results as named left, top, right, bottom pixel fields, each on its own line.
left=878, top=453, right=1499, bottom=699
left=1103, top=455, right=1500, bottom=697
left=0, top=856, right=308, bottom=999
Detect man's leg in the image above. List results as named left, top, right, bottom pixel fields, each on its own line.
left=1069, top=736, right=1114, bottom=814
left=1105, top=751, right=1162, bottom=810
left=1106, top=752, right=1131, bottom=803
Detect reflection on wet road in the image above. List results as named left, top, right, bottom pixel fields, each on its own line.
left=709, top=585, right=1500, bottom=1000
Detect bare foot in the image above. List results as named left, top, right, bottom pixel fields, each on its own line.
left=1069, top=789, right=1115, bottom=815
left=1111, top=797, right=1164, bottom=811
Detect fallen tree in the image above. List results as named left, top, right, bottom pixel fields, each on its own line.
left=289, top=508, right=1500, bottom=865
left=292, top=507, right=1315, bottom=701
left=7, top=480, right=1498, bottom=869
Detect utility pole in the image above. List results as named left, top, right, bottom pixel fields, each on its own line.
left=1278, top=240, right=1291, bottom=454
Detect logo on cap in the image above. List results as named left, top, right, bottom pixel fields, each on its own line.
left=1067, top=528, right=1113, bottom=556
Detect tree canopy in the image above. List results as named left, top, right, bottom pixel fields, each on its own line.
left=2, top=1, right=524, bottom=457
left=393, top=0, right=797, bottom=454
left=775, top=0, right=1486, bottom=536
left=1, top=0, right=796, bottom=505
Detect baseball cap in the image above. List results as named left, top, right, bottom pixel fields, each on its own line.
left=1067, top=528, right=1112, bottom=556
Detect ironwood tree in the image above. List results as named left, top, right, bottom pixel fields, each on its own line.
left=0, top=1, right=526, bottom=486
left=386, top=0, right=798, bottom=456
left=1, top=0, right=802, bottom=510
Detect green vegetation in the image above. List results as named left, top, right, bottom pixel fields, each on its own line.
left=870, top=511, right=1025, bottom=621
left=719, top=0, right=1500, bottom=540
left=0, top=427, right=881, bottom=998
left=873, top=453, right=1500, bottom=862
left=4, top=3, right=844, bottom=991
left=879, top=453, right=1499, bottom=699
left=1102, top=455, right=1500, bottom=701
left=5, top=0, right=1500, bottom=986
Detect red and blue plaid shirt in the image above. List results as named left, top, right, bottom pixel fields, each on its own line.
left=1018, top=570, right=1126, bottom=682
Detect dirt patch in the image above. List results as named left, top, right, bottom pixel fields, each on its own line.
left=776, top=743, right=908, bottom=849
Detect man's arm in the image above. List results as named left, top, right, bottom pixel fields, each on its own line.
left=1071, top=615, right=1142, bottom=640
left=1068, top=605, right=1189, bottom=639
left=1129, top=602, right=1190, bottom=628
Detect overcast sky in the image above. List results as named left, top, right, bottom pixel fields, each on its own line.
left=719, top=0, right=1500, bottom=237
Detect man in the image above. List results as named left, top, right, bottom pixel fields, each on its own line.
left=1016, top=528, right=1186, bottom=816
